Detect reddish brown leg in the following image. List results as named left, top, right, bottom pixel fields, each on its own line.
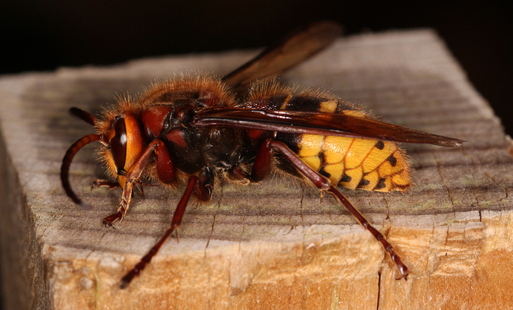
left=135, top=182, right=146, bottom=200
left=120, top=172, right=213, bottom=289
left=103, top=139, right=171, bottom=227
left=92, top=179, right=159, bottom=200
left=135, top=181, right=162, bottom=200
left=252, top=140, right=409, bottom=280
left=91, top=179, right=120, bottom=190
left=327, top=187, right=408, bottom=279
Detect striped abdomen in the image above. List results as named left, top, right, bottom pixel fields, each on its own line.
left=296, top=134, right=411, bottom=192
left=247, top=87, right=412, bottom=192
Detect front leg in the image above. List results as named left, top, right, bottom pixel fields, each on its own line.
left=92, top=179, right=157, bottom=200
left=91, top=179, right=120, bottom=190
left=120, top=167, right=214, bottom=288
left=103, top=139, right=170, bottom=227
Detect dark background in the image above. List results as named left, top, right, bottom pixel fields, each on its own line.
left=0, top=1, right=512, bottom=308
left=2, top=1, right=513, bottom=135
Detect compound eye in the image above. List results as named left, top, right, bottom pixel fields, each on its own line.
left=110, top=117, right=127, bottom=175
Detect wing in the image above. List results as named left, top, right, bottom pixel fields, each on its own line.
left=192, top=108, right=464, bottom=147
left=222, top=21, right=342, bottom=94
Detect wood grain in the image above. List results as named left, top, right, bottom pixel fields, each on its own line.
left=1, top=29, right=512, bottom=310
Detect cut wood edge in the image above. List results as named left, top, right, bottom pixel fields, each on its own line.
left=45, top=211, right=513, bottom=309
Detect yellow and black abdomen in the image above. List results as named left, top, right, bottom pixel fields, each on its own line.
left=296, top=134, right=411, bottom=192
left=247, top=86, right=412, bottom=192
left=290, top=97, right=411, bottom=192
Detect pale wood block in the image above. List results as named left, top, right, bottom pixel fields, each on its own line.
left=0, top=29, right=512, bottom=309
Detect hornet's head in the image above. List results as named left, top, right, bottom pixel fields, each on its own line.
left=60, top=107, right=145, bottom=208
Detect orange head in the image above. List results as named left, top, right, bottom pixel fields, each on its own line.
left=60, top=107, right=146, bottom=208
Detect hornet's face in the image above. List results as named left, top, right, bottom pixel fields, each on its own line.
left=104, top=113, right=146, bottom=187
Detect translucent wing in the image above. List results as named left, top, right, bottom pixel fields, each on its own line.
left=193, top=108, right=464, bottom=147
left=222, top=21, right=342, bottom=94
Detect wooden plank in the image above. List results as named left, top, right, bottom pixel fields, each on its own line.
left=1, top=29, right=512, bottom=309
